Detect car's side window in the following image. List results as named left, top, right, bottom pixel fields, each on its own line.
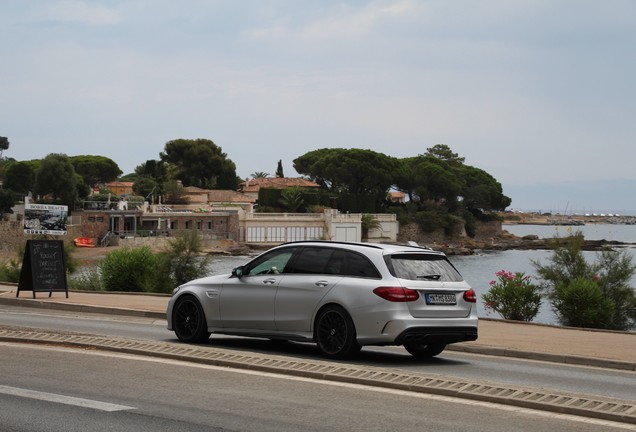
left=244, top=248, right=296, bottom=276
left=288, top=247, right=335, bottom=274
left=324, top=250, right=346, bottom=275
left=340, top=250, right=381, bottom=278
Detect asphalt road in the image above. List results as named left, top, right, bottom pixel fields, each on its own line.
left=1, top=343, right=633, bottom=432
left=1, top=304, right=635, bottom=402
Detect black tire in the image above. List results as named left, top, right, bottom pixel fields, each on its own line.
left=173, top=295, right=210, bottom=343
left=315, top=305, right=361, bottom=359
left=403, top=342, right=446, bottom=358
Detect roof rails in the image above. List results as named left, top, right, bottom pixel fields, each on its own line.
left=276, top=240, right=435, bottom=251
left=278, top=240, right=385, bottom=250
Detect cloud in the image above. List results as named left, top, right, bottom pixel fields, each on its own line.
left=244, top=0, right=417, bottom=41
left=29, top=0, right=122, bottom=26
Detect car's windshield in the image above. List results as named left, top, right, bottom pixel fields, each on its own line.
left=387, top=253, right=464, bottom=282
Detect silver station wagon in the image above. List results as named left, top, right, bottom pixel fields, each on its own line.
left=167, top=241, right=478, bottom=359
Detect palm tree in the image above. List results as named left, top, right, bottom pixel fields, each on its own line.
left=279, top=187, right=304, bottom=212
left=361, top=214, right=383, bottom=241
left=251, top=172, right=269, bottom=179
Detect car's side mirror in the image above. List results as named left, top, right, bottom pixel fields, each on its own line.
left=232, top=266, right=244, bottom=278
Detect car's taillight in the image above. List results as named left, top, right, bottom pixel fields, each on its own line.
left=373, top=287, right=419, bottom=302
left=463, top=289, right=477, bottom=303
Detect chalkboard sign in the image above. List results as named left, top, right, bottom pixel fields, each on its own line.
left=17, top=240, right=68, bottom=298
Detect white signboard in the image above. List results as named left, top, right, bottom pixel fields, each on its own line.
left=23, top=203, right=69, bottom=236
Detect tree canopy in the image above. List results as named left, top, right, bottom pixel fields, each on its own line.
left=160, top=139, right=238, bottom=190
left=133, top=176, right=160, bottom=200
left=458, top=165, right=511, bottom=211
left=294, top=145, right=511, bottom=234
left=276, top=160, right=284, bottom=178
left=425, top=144, right=465, bottom=166
left=34, top=153, right=79, bottom=206
left=70, top=155, right=122, bottom=188
left=293, top=148, right=398, bottom=196
left=135, top=159, right=168, bottom=183
left=4, top=161, right=36, bottom=195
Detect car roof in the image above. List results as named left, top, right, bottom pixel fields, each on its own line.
left=275, top=240, right=447, bottom=257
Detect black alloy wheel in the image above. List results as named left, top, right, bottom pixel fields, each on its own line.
left=403, top=342, right=446, bottom=358
left=173, top=296, right=210, bottom=343
left=315, top=305, right=361, bottom=359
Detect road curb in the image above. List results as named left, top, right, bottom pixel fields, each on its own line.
left=448, top=344, right=636, bottom=372
left=0, top=296, right=165, bottom=320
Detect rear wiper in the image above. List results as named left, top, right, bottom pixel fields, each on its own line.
left=416, top=274, right=441, bottom=280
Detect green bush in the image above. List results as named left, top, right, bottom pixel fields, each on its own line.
left=461, top=210, right=477, bottom=238
left=550, top=277, right=614, bottom=328
left=0, top=258, right=21, bottom=283
left=99, top=247, right=159, bottom=292
left=533, top=231, right=636, bottom=330
left=258, top=188, right=283, bottom=208
left=160, top=230, right=210, bottom=289
left=482, top=271, right=542, bottom=321
left=415, top=207, right=449, bottom=233
left=68, top=266, right=104, bottom=291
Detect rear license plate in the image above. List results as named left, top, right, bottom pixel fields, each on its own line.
left=425, top=293, right=457, bottom=305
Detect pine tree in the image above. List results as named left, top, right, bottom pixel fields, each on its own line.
left=276, top=160, right=284, bottom=178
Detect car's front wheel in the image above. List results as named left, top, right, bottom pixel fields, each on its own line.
left=315, top=305, right=361, bottom=359
left=403, top=342, right=446, bottom=358
left=173, top=295, right=210, bottom=343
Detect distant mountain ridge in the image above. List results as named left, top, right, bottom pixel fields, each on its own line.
left=503, top=179, right=636, bottom=216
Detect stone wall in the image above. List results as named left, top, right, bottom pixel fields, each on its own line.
left=397, top=220, right=503, bottom=246
left=0, top=222, right=82, bottom=253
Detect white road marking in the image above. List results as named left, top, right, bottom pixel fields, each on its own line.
left=0, top=385, right=136, bottom=412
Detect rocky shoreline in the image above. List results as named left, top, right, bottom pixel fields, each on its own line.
left=434, top=233, right=636, bottom=256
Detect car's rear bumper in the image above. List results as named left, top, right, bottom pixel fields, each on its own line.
left=356, top=313, right=478, bottom=346
left=394, top=326, right=478, bottom=345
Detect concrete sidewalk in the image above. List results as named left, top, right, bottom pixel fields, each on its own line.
left=1, top=285, right=635, bottom=371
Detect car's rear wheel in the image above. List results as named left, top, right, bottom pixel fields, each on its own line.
left=403, top=342, right=446, bottom=358
left=315, top=305, right=361, bottom=359
left=173, top=296, right=210, bottom=343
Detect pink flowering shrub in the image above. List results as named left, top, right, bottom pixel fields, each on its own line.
left=482, top=270, right=542, bottom=321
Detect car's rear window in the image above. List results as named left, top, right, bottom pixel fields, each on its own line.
left=386, top=253, right=464, bottom=282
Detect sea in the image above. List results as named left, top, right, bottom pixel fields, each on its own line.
left=204, top=223, right=636, bottom=327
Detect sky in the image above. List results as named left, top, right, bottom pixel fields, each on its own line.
left=2, top=0, right=636, bottom=214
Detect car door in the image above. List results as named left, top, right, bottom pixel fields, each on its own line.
left=219, top=247, right=296, bottom=330
left=275, top=246, right=344, bottom=332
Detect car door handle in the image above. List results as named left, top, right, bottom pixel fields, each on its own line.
left=263, top=278, right=277, bottom=285
left=315, top=280, right=329, bottom=287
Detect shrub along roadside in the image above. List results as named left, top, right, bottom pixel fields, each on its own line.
left=99, top=246, right=158, bottom=292
left=533, top=232, right=636, bottom=331
left=68, top=231, right=211, bottom=293
left=482, top=270, right=542, bottom=322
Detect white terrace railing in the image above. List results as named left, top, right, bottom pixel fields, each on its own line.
left=245, top=213, right=325, bottom=220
